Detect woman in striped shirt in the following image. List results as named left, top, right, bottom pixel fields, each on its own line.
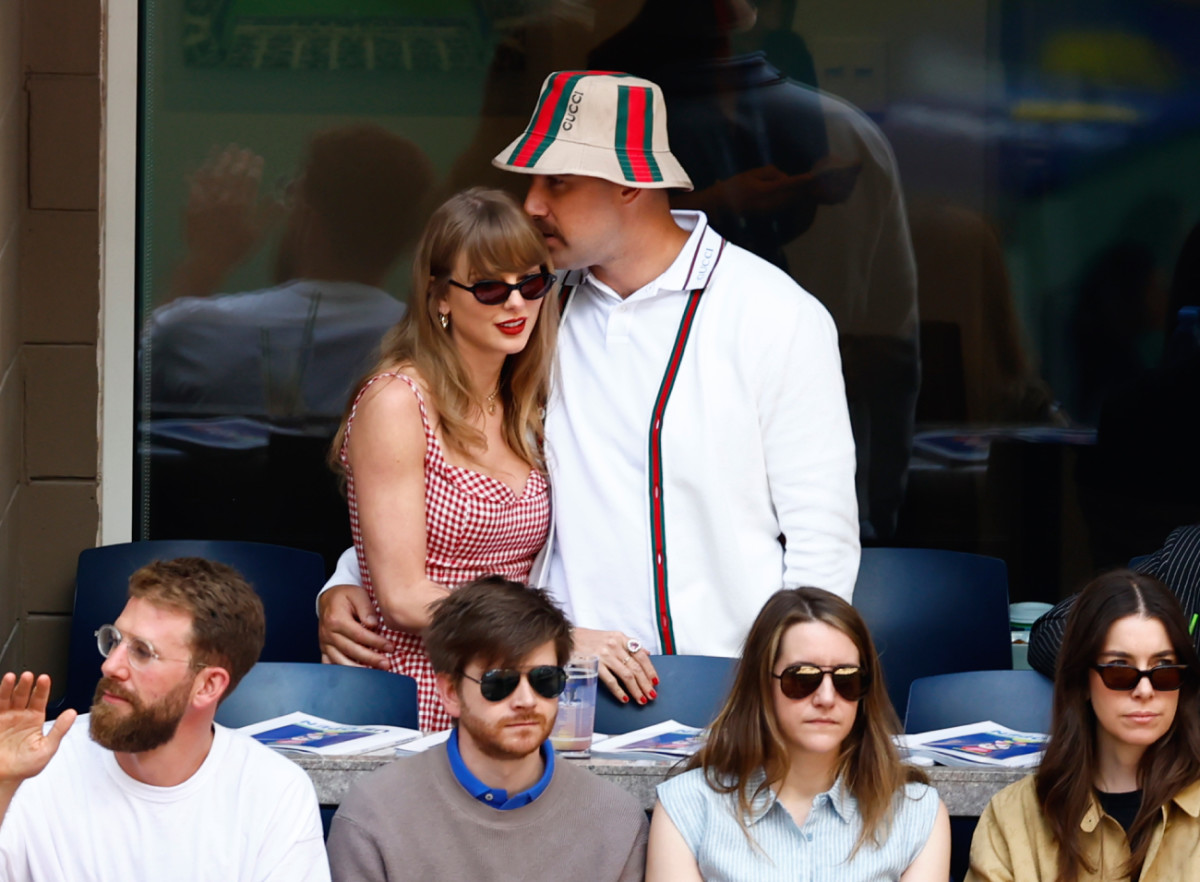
left=647, top=587, right=950, bottom=881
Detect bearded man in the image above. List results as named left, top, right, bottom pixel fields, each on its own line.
left=0, top=558, right=329, bottom=881
left=326, top=577, right=647, bottom=882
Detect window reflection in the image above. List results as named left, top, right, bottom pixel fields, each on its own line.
left=136, top=0, right=1200, bottom=598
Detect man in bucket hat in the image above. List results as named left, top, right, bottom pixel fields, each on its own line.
left=318, top=71, right=859, bottom=705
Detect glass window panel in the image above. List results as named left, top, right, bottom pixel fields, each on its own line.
left=134, top=0, right=1200, bottom=596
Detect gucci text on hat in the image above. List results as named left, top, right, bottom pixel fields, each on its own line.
left=492, top=70, right=693, bottom=191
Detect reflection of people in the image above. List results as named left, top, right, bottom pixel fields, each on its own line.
left=326, top=577, right=648, bottom=882
left=646, top=587, right=949, bottom=881
left=908, top=201, right=1060, bottom=424
left=589, top=2, right=919, bottom=540
left=1075, top=223, right=1200, bottom=565
left=319, top=71, right=859, bottom=705
left=147, top=125, right=433, bottom=420
left=1028, top=524, right=1200, bottom=677
left=969, top=571, right=1200, bottom=881
left=327, top=189, right=555, bottom=731
left=0, top=558, right=329, bottom=881
left=1072, top=241, right=1165, bottom=425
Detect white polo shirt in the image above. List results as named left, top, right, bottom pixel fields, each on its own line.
left=541, top=211, right=858, bottom=656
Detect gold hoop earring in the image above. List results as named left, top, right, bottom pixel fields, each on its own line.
left=439, top=312, right=450, bottom=331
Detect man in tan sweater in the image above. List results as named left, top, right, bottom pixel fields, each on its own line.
left=326, top=577, right=648, bottom=881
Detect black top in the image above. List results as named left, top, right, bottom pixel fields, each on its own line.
left=1097, top=788, right=1143, bottom=835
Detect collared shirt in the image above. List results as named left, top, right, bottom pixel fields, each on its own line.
left=540, top=210, right=859, bottom=656
left=967, top=773, right=1200, bottom=882
left=445, top=728, right=555, bottom=810
left=146, top=278, right=403, bottom=419
left=656, top=767, right=939, bottom=881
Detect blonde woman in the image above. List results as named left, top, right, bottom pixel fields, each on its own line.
left=330, top=188, right=556, bottom=731
left=646, top=587, right=950, bottom=881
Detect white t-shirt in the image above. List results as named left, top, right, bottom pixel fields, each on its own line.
left=0, top=716, right=330, bottom=882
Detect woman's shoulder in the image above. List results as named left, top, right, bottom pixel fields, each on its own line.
left=656, top=767, right=744, bottom=817
left=979, top=774, right=1040, bottom=820
left=354, top=367, right=432, bottom=416
left=657, top=766, right=717, bottom=801
left=888, top=779, right=942, bottom=831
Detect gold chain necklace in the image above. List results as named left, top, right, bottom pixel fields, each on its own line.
left=485, top=387, right=500, bottom=415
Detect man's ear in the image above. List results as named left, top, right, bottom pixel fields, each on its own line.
left=190, top=666, right=231, bottom=711
left=617, top=185, right=642, bottom=206
left=435, top=672, right=463, bottom=721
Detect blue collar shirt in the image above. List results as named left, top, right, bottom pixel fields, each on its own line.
left=445, top=728, right=555, bottom=810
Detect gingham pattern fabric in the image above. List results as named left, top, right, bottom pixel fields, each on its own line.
left=341, top=372, right=550, bottom=731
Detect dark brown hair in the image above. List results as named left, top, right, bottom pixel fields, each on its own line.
left=688, top=587, right=924, bottom=851
left=128, top=558, right=265, bottom=697
left=331, top=187, right=555, bottom=473
left=424, top=576, right=572, bottom=676
left=1036, top=569, right=1200, bottom=882
left=299, top=124, right=434, bottom=278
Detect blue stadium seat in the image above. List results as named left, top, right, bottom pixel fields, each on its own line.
left=594, top=655, right=736, bottom=735
left=853, top=548, right=1012, bottom=720
left=215, top=661, right=418, bottom=729
left=904, top=670, right=1054, bottom=734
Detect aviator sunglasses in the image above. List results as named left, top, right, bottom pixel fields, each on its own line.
left=461, top=665, right=568, bottom=702
left=447, top=270, right=557, bottom=306
left=1091, top=662, right=1188, bottom=692
left=773, top=664, right=869, bottom=702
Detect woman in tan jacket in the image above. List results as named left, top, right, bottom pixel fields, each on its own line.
left=968, top=570, right=1200, bottom=882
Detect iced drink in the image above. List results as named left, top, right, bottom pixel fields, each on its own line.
left=549, top=656, right=599, bottom=758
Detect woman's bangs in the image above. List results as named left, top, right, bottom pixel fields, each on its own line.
left=461, top=212, right=550, bottom=279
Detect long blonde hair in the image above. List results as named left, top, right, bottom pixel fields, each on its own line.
left=689, top=587, right=924, bottom=852
left=331, top=187, right=555, bottom=474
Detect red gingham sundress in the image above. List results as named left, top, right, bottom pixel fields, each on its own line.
left=341, top=372, right=550, bottom=731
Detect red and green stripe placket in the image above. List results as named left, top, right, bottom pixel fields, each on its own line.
left=645, top=238, right=726, bottom=653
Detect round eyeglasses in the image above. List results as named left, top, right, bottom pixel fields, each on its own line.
left=95, top=624, right=202, bottom=671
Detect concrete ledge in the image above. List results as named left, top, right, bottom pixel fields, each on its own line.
left=295, top=754, right=1028, bottom=816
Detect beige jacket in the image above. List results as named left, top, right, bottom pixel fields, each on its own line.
left=967, top=774, right=1200, bottom=882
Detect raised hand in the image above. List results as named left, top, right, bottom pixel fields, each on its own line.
left=168, top=144, right=284, bottom=301
left=0, top=672, right=75, bottom=786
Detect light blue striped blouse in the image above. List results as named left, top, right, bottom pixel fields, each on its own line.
left=656, top=768, right=939, bottom=881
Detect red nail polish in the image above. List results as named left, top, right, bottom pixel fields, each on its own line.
left=652, top=677, right=660, bottom=686
left=639, top=696, right=647, bottom=705
left=621, top=695, right=629, bottom=703
left=649, top=690, right=657, bottom=700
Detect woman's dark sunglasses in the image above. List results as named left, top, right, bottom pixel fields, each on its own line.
left=1091, top=663, right=1187, bottom=692
left=773, top=664, right=868, bottom=701
left=447, top=270, right=556, bottom=306
left=461, top=665, right=568, bottom=702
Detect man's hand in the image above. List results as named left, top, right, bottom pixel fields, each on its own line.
left=167, top=145, right=283, bottom=301
left=571, top=629, right=659, bottom=705
left=0, top=673, right=75, bottom=791
left=318, top=585, right=394, bottom=668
